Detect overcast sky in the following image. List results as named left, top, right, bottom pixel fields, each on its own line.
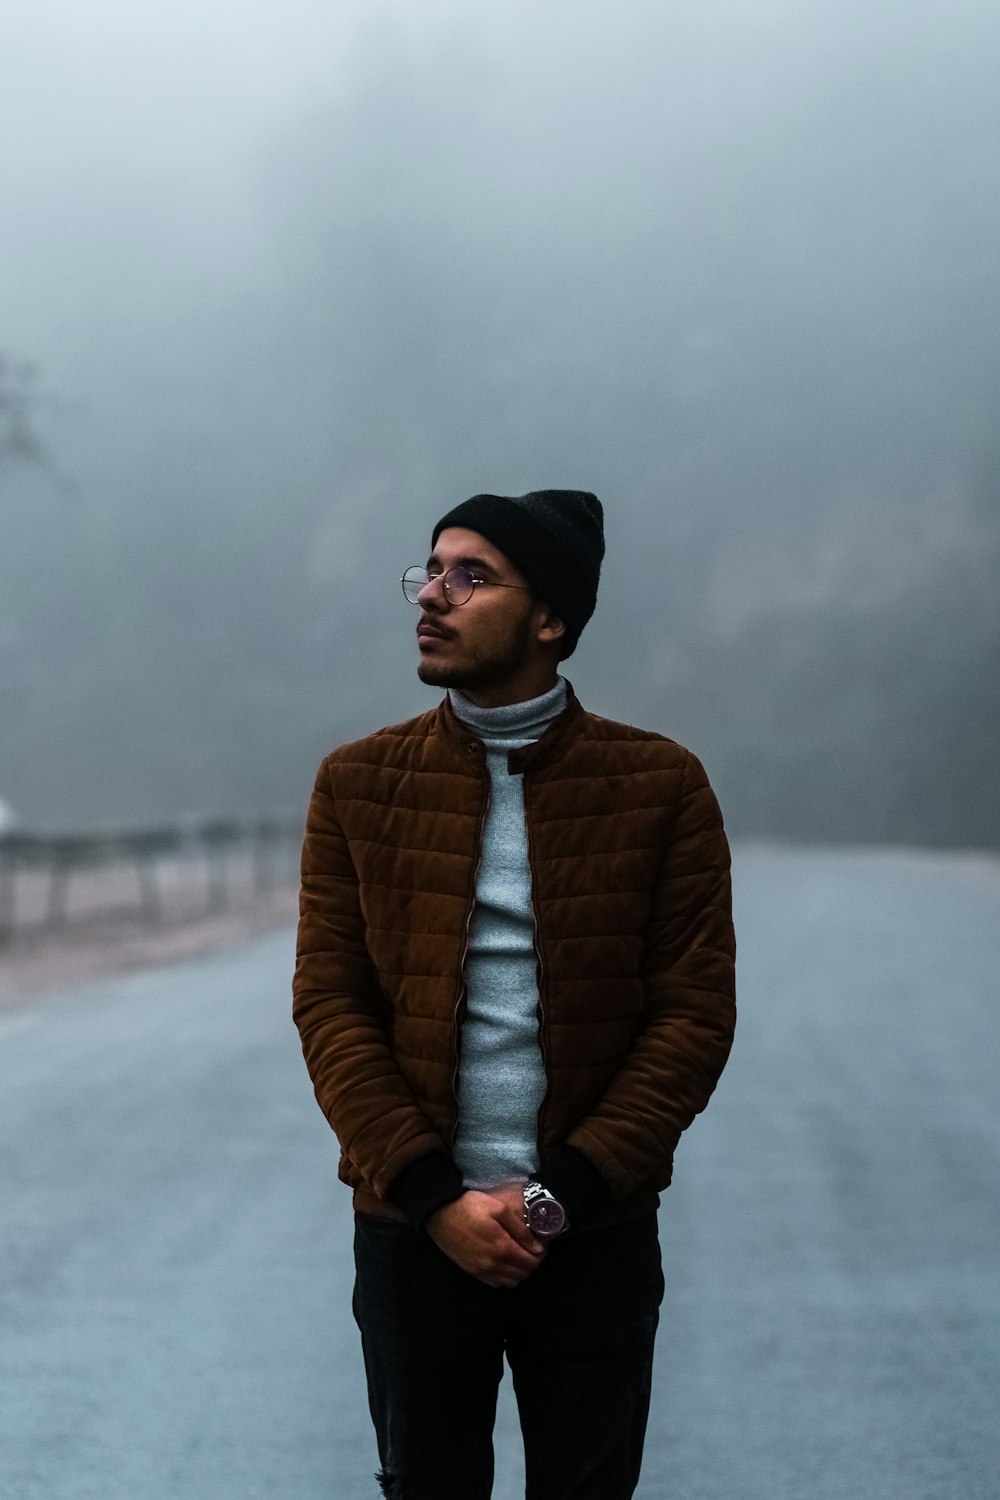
left=6, top=0, right=995, bottom=363
left=5, top=0, right=997, bottom=399
left=2, top=0, right=469, bottom=354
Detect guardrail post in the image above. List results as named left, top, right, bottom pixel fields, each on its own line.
left=136, top=858, right=162, bottom=923
left=253, top=819, right=274, bottom=896
left=202, top=819, right=239, bottom=916
left=47, top=861, right=71, bottom=929
left=0, top=840, right=16, bottom=945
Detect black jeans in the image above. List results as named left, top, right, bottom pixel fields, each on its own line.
left=352, top=1210, right=664, bottom=1500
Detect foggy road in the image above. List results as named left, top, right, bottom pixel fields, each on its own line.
left=1, top=846, right=997, bottom=1500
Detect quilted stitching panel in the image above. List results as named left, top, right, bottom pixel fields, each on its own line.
left=292, top=696, right=735, bottom=1202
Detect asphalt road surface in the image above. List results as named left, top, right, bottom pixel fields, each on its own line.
left=1, top=846, right=997, bottom=1499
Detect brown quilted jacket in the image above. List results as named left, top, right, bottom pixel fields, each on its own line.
left=293, top=683, right=736, bottom=1220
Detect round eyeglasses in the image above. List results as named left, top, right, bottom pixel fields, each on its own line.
left=401, top=565, right=531, bottom=607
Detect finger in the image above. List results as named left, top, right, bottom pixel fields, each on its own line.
left=499, top=1209, right=545, bottom=1255
left=481, top=1267, right=529, bottom=1290
left=494, top=1242, right=546, bottom=1282
left=497, top=1254, right=545, bottom=1288
left=497, top=1232, right=543, bottom=1268
left=472, top=1237, right=535, bottom=1283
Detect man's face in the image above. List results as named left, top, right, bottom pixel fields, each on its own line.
left=414, top=527, right=544, bottom=693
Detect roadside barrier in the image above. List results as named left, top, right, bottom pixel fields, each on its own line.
left=0, top=816, right=302, bottom=945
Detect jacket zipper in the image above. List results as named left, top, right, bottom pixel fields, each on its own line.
left=449, top=745, right=491, bottom=1144
left=525, top=774, right=550, bottom=1157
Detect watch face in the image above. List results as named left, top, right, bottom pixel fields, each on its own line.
left=528, top=1197, right=567, bottom=1237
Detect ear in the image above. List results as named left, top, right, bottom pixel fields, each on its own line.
left=534, top=601, right=566, bottom=648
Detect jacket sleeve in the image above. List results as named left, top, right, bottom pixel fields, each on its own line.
left=562, top=748, right=736, bottom=1198
left=292, top=756, right=457, bottom=1204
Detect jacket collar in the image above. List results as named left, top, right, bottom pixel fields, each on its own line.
left=435, top=679, right=585, bottom=775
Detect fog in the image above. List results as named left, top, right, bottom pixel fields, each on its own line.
left=3, top=0, right=998, bottom=843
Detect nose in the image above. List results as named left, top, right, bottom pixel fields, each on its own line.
left=419, top=573, right=450, bottom=610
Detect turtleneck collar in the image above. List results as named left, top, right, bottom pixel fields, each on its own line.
left=448, top=677, right=568, bottom=743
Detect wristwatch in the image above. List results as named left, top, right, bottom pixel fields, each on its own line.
left=522, top=1180, right=569, bottom=1240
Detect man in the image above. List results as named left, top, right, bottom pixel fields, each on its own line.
left=293, top=490, right=736, bottom=1500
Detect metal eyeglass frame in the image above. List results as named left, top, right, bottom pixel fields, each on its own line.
left=401, top=565, right=532, bottom=607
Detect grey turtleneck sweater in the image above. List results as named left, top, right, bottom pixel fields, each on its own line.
left=448, top=677, right=568, bottom=1188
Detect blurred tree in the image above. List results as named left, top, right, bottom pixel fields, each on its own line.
left=0, top=353, right=66, bottom=488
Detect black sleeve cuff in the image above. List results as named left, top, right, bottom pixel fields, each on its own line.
left=387, top=1153, right=465, bottom=1230
left=536, top=1147, right=613, bottom=1227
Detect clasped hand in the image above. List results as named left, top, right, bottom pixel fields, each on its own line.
left=426, top=1183, right=547, bottom=1288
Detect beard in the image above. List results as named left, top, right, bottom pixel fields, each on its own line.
left=416, top=606, right=537, bottom=692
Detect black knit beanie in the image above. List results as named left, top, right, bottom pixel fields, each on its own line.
left=431, top=490, right=605, bottom=658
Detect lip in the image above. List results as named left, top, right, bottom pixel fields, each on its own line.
left=416, top=621, right=454, bottom=644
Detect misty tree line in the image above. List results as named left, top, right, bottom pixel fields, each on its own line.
left=2, top=349, right=996, bottom=847
left=695, top=460, right=999, bottom=845
left=3, top=0, right=999, bottom=849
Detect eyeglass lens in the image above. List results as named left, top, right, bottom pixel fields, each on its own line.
left=401, top=566, right=476, bottom=605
